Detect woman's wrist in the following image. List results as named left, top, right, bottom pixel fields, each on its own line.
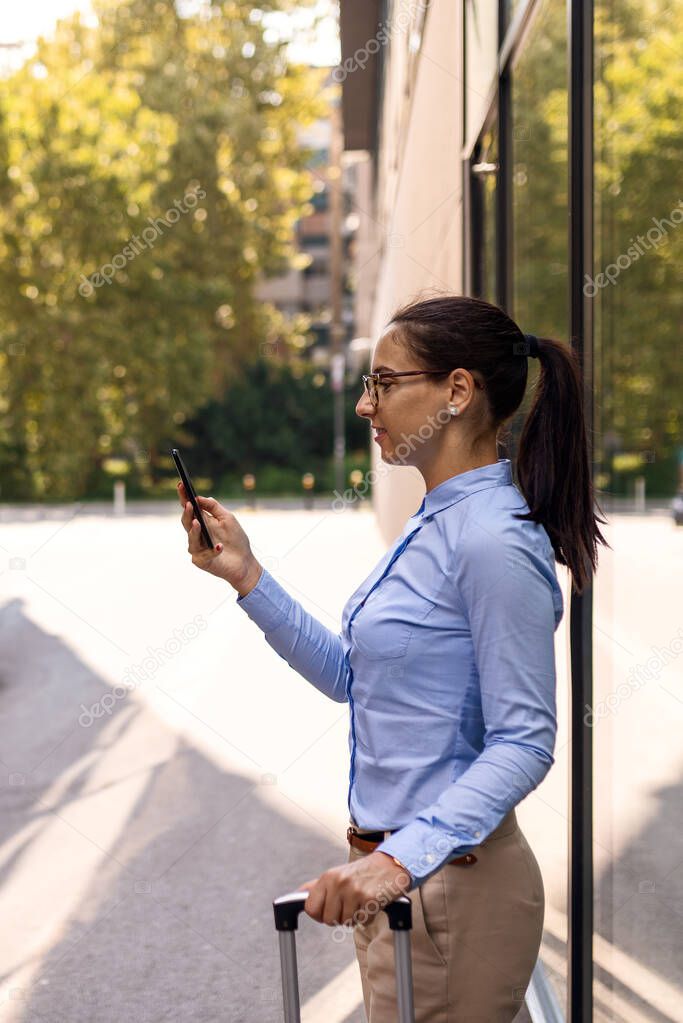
left=235, top=559, right=263, bottom=598
left=375, top=851, right=414, bottom=891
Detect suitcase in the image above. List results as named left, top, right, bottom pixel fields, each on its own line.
left=273, top=889, right=415, bottom=1023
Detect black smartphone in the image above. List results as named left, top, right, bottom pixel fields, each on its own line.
left=171, top=448, right=215, bottom=550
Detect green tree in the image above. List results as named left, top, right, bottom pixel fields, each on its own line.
left=0, top=0, right=329, bottom=499
left=175, top=358, right=370, bottom=490
left=507, top=0, right=681, bottom=493
left=592, top=0, right=683, bottom=492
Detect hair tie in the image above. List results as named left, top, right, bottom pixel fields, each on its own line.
left=524, top=333, right=540, bottom=359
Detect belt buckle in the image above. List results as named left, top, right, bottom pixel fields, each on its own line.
left=347, top=825, right=359, bottom=842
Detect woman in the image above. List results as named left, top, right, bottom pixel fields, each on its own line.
left=178, top=294, right=608, bottom=1022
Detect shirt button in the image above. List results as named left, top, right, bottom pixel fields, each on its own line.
left=425, top=853, right=435, bottom=863
left=474, top=831, right=481, bottom=838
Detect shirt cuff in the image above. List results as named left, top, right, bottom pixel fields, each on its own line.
left=235, top=567, right=289, bottom=632
left=375, top=821, right=479, bottom=889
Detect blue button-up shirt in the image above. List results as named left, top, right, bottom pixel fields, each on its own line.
left=236, top=458, right=564, bottom=888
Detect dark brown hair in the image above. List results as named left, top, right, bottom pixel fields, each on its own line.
left=386, top=293, right=610, bottom=595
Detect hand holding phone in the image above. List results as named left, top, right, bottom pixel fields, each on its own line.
left=173, top=448, right=263, bottom=595
left=171, top=448, right=215, bottom=549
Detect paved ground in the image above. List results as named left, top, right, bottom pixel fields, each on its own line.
left=0, top=503, right=385, bottom=1022
left=0, top=499, right=679, bottom=1021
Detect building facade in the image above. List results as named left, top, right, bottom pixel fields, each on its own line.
left=255, top=68, right=357, bottom=368
left=339, top=2, right=682, bottom=1021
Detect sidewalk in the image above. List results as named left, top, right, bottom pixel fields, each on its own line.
left=0, top=506, right=382, bottom=1022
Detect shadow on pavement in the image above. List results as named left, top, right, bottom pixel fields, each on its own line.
left=0, top=597, right=365, bottom=1023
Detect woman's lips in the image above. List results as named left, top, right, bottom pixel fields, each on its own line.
left=373, top=429, right=387, bottom=443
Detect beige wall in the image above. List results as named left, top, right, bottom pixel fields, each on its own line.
left=354, top=0, right=465, bottom=544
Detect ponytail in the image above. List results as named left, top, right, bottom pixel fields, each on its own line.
left=514, top=337, right=610, bottom=594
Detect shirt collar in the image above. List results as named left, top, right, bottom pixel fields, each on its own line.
left=413, top=458, right=514, bottom=521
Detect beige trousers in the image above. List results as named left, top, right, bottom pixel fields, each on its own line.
left=347, top=808, right=544, bottom=1022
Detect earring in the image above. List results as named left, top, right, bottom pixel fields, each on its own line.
left=448, top=404, right=459, bottom=417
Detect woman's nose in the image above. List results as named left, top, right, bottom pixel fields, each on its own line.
left=356, top=390, right=374, bottom=418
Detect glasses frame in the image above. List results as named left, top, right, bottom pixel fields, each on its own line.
left=361, top=369, right=484, bottom=406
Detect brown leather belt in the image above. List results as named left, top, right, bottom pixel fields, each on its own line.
left=347, top=826, right=477, bottom=865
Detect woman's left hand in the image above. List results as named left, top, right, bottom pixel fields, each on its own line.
left=297, top=851, right=413, bottom=927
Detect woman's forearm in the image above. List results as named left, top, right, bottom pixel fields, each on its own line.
left=235, top=566, right=350, bottom=704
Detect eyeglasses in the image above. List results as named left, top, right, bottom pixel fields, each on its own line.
left=361, top=370, right=484, bottom=407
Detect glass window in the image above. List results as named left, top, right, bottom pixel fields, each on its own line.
left=464, top=0, right=499, bottom=143
left=592, top=1, right=683, bottom=1018
left=311, top=189, right=329, bottom=213
left=501, top=0, right=527, bottom=36
left=508, top=0, right=571, bottom=1010
left=511, top=0, right=568, bottom=341
left=470, top=122, right=499, bottom=303
left=507, top=0, right=568, bottom=467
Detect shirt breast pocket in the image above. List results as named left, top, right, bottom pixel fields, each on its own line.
left=350, top=583, right=437, bottom=661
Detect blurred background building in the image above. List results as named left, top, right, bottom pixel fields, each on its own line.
left=255, top=67, right=358, bottom=367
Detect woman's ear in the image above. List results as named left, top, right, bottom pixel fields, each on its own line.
left=449, top=368, right=477, bottom=409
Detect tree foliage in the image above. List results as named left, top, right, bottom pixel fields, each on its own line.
left=176, top=360, right=371, bottom=495
left=509, top=0, right=681, bottom=494
left=0, top=0, right=329, bottom=499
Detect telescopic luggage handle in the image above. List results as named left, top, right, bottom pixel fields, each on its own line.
left=273, top=890, right=415, bottom=1023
